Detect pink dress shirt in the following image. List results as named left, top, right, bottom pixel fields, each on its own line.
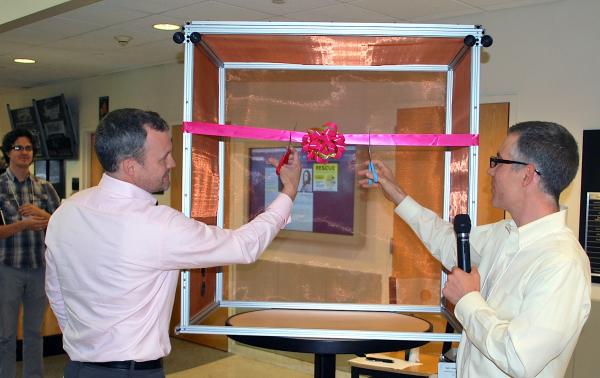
left=45, top=174, right=292, bottom=362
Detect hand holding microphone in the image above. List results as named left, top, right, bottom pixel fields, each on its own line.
left=443, top=214, right=479, bottom=304
left=453, top=214, right=471, bottom=273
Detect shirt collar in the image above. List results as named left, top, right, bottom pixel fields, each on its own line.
left=6, top=167, right=31, bottom=184
left=99, top=173, right=157, bottom=206
left=516, top=209, right=567, bottom=249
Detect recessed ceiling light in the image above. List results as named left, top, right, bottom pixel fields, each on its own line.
left=14, top=58, right=36, bottom=64
left=272, top=0, right=285, bottom=4
left=153, top=23, right=180, bottom=31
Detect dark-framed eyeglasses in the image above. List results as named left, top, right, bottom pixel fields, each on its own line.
left=11, top=145, right=33, bottom=152
left=489, top=156, right=541, bottom=176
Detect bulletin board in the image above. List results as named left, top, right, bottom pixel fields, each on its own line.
left=249, top=146, right=356, bottom=235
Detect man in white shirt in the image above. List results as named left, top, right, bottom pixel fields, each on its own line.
left=359, top=121, right=591, bottom=377
left=45, top=108, right=301, bottom=377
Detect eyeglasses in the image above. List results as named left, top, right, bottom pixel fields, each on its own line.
left=11, top=145, right=34, bottom=152
left=489, top=156, right=541, bottom=176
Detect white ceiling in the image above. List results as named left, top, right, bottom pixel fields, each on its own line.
left=0, top=0, right=559, bottom=94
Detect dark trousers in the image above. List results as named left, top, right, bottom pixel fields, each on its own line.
left=65, top=360, right=165, bottom=378
left=0, top=264, right=46, bottom=378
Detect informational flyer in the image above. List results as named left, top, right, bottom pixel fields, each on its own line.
left=313, top=163, right=338, bottom=192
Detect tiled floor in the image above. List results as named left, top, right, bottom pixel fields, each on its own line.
left=167, top=355, right=312, bottom=378
left=15, top=338, right=331, bottom=377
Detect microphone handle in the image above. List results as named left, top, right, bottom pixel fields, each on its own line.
left=457, top=233, right=471, bottom=273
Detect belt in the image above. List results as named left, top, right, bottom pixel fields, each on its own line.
left=83, top=358, right=163, bottom=370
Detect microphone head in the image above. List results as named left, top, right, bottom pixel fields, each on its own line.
left=453, top=214, right=471, bottom=233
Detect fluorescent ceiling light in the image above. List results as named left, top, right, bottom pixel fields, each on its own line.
left=14, top=58, right=36, bottom=64
left=153, top=23, right=180, bottom=31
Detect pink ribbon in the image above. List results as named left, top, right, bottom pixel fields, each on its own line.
left=301, top=122, right=346, bottom=163
left=183, top=122, right=479, bottom=147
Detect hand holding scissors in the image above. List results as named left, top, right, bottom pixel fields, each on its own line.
left=367, top=130, right=378, bottom=185
left=276, top=124, right=296, bottom=176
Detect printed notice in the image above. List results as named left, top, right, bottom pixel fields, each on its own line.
left=313, top=163, right=338, bottom=192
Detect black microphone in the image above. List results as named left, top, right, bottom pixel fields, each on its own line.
left=453, top=214, right=471, bottom=273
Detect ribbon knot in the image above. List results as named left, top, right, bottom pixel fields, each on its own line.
left=301, top=122, right=346, bottom=163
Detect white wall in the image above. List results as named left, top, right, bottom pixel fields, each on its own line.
left=436, top=1, right=599, bottom=375
left=437, top=0, right=600, bottom=235
left=0, top=62, right=183, bottom=203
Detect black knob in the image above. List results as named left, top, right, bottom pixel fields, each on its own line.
left=481, top=35, right=494, bottom=47
left=189, top=32, right=201, bottom=44
left=463, top=35, right=476, bottom=47
left=172, top=32, right=185, bottom=44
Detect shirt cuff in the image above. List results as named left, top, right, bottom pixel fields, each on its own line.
left=394, top=195, right=421, bottom=220
left=266, top=193, right=294, bottom=225
left=454, top=290, right=486, bottom=326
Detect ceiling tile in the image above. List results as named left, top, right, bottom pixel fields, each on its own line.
left=58, top=1, right=152, bottom=27
left=106, top=0, right=208, bottom=14
left=459, top=0, right=560, bottom=11
left=218, top=0, right=339, bottom=16
left=163, top=1, right=273, bottom=21
left=0, top=40, right=37, bottom=56
left=46, top=14, right=183, bottom=53
left=350, top=0, right=480, bottom=21
left=288, top=3, right=401, bottom=22
left=0, top=17, right=103, bottom=45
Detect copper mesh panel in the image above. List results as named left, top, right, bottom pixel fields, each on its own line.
left=188, top=43, right=222, bottom=324
left=451, top=50, right=471, bottom=134
left=449, top=148, right=470, bottom=219
left=187, top=32, right=480, bottom=307
left=391, top=106, right=445, bottom=306
left=221, top=69, right=449, bottom=305
left=191, top=44, right=220, bottom=223
left=449, top=52, right=472, bottom=218
left=225, top=70, right=446, bottom=133
left=203, top=35, right=464, bottom=66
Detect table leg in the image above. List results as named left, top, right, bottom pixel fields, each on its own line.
left=314, top=353, right=336, bottom=378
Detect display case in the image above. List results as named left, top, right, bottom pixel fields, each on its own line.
left=176, top=21, right=489, bottom=343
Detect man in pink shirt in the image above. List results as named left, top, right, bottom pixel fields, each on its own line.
left=45, top=108, right=301, bottom=377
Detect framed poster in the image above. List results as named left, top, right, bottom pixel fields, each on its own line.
left=33, top=94, right=78, bottom=159
left=249, top=146, right=356, bottom=235
left=6, top=104, right=48, bottom=159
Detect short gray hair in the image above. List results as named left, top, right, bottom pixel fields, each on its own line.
left=95, top=108, right=169, bottom=173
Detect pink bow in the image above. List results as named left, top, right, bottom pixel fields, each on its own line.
left=301, top=122, right=346, bottom=163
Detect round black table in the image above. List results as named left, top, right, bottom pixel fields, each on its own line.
left=226, top=309, right=431, bottom=378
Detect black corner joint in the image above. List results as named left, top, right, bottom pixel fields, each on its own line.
left=172, top=31, right=201, bottom=45
left=463, top=34, right=493, bottom=48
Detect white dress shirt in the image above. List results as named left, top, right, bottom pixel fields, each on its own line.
left=396, top=196, right=591, bottom=378
left=45, top=174, right=292, bottom=362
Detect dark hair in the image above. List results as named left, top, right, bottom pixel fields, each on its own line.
left=508, top=121, right=579, bottom=202
left=303, top=169, right=311, bottom=183
left=1, top=128, right=36, bottom=164
left=95, top=108, right=169, bottom=173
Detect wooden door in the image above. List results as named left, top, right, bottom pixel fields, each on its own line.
left=90, top=133, right=103, bottom=186
left=389, top=103, right=509, bottom=353
left=477, top=103, right=509, bottom=224
left=390, top=103, right=509, bottom=304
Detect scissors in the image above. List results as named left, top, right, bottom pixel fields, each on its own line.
left=276, top=123, right=296, bottom=176
left=368, top=130, right=378, bottom=185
